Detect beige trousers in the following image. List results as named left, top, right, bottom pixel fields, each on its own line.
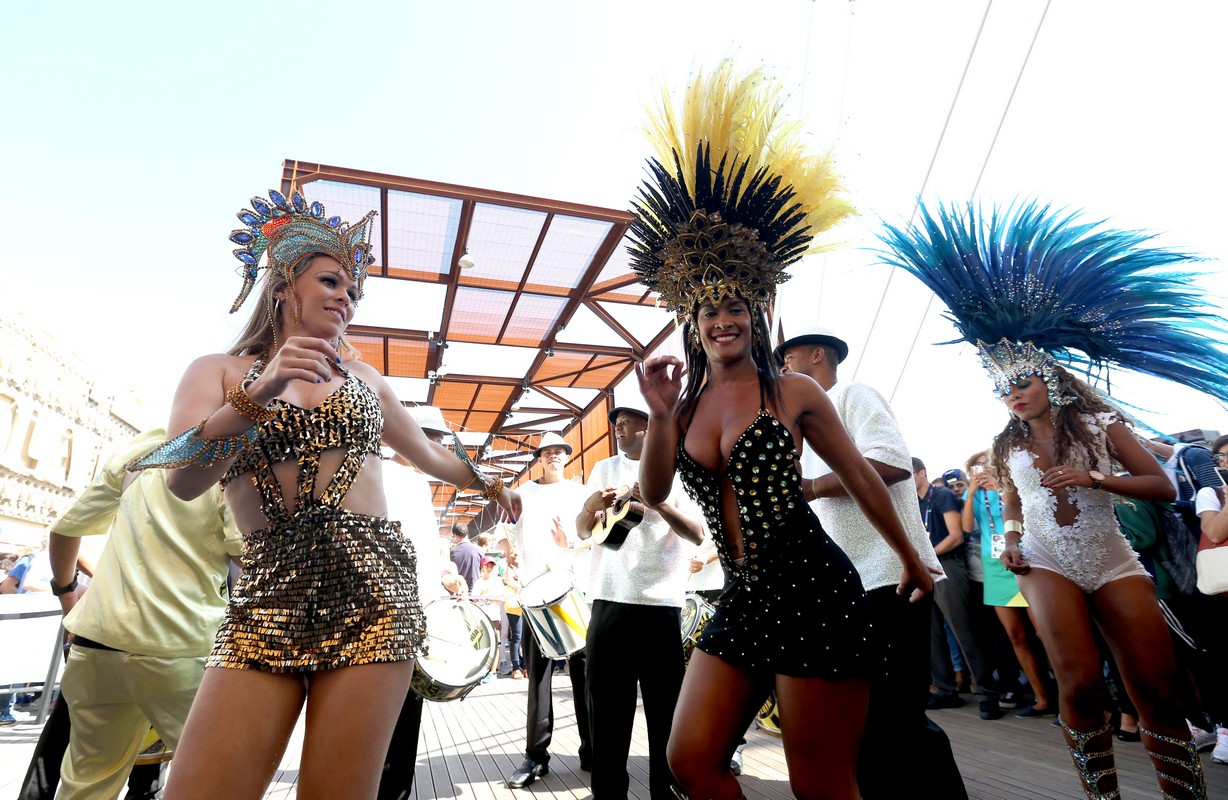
left=57, top=644, right=204, bottom=800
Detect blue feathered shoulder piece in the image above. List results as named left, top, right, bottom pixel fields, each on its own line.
left=876, top=200, right=1228, bottom=401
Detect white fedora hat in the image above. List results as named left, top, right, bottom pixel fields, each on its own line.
left=533, top=431, right=573, bottom=458
left=410, top=405, right=451, bottom=435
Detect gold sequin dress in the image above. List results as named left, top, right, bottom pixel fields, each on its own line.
left=677, top=384, right=875, bottom=679
left=211, top=362, right=426, bottom=672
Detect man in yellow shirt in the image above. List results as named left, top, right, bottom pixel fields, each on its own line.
left=42, top=429, right=243, bottom=799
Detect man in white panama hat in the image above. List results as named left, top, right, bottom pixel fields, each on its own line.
left=505, top=432, right=593, bottom=789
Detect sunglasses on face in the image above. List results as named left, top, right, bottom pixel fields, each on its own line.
left=1215, top=452, right=1228, bottom=464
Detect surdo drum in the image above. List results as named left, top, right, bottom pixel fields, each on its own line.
left=410, top=598, right=498, bottom=702
left=518, top=569, right=590, bottom=659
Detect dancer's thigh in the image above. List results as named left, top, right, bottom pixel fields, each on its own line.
left=163, top=667, right=306, bottom=800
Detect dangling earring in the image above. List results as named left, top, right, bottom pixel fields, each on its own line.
left=688, top=325, right=701, bottom=352
left=269, top=297, right=282, bottom=357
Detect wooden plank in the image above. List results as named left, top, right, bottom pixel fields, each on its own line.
left=3, top=682, right=1228, bottom=798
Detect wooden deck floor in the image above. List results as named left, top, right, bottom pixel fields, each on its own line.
left=3, top=675, right=1225, bottom=798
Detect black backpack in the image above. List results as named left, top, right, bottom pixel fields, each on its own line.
left=1160, top=445, right=1217, bottom=596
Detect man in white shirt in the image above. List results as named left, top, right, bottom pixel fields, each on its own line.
left=505, top=433, right=593, bottom=789
left=576, top=405, right=705, bottom=800
left=776, top=327, right=963, bottom=800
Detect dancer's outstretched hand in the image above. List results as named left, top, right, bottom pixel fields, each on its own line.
left=495, top=487, right=522, bottom=523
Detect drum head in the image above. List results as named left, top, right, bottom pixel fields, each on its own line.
left=519, top=569, right=572, bottom=608
left=416, top=599, right=497, bottom=687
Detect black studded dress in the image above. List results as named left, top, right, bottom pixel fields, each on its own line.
left=212, top=361, right=426, bottom=672
left=677, top=388, right=875, bottom=679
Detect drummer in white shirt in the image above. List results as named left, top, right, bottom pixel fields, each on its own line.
left=505, top=432, right=593, bottom=789
left=576, top=402, right=706, bottom=800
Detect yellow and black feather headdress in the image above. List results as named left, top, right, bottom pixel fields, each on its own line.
left=628, top=61, right=855, bottom=322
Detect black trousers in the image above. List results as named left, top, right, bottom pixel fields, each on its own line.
left=377, top=686, right=423, bottom=800
left=585, top=600, right=683, bottom=800
left=524, top=624, right=590, bottom=765
left=1161, top=592, right=1228, bottom=726
left=860, top=587, right=967, bottom=799
left=930, top=550, right=1000, bottom=700
left=19, top=697, right=163, bottom=800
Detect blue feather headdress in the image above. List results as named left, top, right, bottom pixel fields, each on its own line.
left=876, top=200, right=1228, bottom=404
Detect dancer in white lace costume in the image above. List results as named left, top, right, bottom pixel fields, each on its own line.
left=996, top=374, right=1201, bottom=800
left=879, top=202, right=1215, bottom=800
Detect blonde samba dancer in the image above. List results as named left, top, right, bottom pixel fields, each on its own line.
left=132, top=190, right=521, bottom=800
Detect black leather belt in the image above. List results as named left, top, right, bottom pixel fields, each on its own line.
left=72, top=636, right=121, bottom=652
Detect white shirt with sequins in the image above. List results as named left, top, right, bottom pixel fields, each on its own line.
left=585, top=453, right=702, bottom=607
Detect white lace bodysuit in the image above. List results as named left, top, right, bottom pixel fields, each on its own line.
left=1007, top=412, right=1150, bottom=593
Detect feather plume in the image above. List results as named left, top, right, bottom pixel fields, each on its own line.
left=630, top=61, right=854, bottom=317
left=877, top=200, right=1228, bottom=401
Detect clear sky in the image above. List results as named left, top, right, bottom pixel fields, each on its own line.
left=4, top=0, right=1227, bottom=475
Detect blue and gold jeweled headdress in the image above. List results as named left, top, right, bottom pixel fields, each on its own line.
left=628, top=61, right=855, bottom=324
left=228, top=189, right=376, bottom=317
left=877, top=200, right=1228, bottom=403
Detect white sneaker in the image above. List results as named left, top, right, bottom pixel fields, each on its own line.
left=730, top=744, right=745, bottom=776
left=1188, top=721, right=1217, bottom=752
left=1213, top=726, right=1228, bottom=765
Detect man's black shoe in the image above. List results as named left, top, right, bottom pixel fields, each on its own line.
left=507, top=758, right=549, bottom=789
left=979, top=699, right=1004, bottom=720
left=927, top=692, right=965, bottom=710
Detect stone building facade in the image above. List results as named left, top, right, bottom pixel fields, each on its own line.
left=0, top=315, right=138, bottom=560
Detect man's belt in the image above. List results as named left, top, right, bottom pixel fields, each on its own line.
left=72, top=635, right=121, bottom=652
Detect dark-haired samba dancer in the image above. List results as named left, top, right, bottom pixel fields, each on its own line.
left=628, top=63, right=933, bottom=800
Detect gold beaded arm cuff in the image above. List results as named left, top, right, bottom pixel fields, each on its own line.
left=226, top=380, right=275, bottom=423
left=127, top=421, right=257, bottom=471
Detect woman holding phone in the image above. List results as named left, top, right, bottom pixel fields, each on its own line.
left=961, top=451, right=1054, bottom=718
